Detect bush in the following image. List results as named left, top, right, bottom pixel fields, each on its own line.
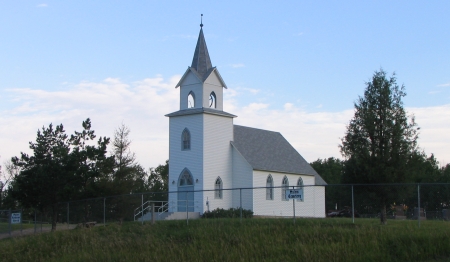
left=202, top=208, right=253, bottom=219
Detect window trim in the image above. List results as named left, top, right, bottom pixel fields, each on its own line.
left=181, top=128, right=191, bottom=150
left=266, top=174, right=274, bottom=200
left=209, top=92, right=216, bottom=109
left=188, top=91, right=195, bottom=108
left=214, top=177, right=223, bottom=199
left=178, top=168, right=194, bottom=187
left=282, top=176, right=289, bottom=201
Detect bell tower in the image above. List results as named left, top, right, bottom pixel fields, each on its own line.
left=166, top=18, right=236, bottom=214
left=175, top=18, right=227, bottom=111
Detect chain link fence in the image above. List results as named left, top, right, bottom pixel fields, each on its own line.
left=2, top=183, right=450, bottom=237
left=0, top=209, right=23, bottom=236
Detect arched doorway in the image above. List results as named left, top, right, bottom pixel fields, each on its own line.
left=178, top=169, right=194, bottom=212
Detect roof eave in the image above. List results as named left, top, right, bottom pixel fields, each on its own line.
left=175, top=67, right=203, bottom=88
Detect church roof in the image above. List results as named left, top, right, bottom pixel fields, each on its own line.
left=175, top=26, right=227, bottom=88
left=191, top=28, right=212, bottom=79
left=165, top=107, right=236, bottom=118
left=232, top=125, right=327, bottom=185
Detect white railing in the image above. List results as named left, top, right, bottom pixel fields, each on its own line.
left=134, top=201, right=168, bottom=221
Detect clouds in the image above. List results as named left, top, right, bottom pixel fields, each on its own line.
left=1, top=75, right=449, bottom=171
left=1, top=76, right=179, bottom=168
left=231, top=64, right=245, bottom=68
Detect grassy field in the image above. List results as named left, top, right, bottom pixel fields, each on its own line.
left=0, top=222, right=42, bottom=233
left=1, top=218, right=450, bottom=261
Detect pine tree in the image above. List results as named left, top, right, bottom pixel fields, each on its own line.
left=340, top=69, right=419, bottom=224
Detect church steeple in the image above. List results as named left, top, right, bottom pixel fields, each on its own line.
left=173, top=17, right=228, bottom=110
left=191, top=20, right=212, bottom=79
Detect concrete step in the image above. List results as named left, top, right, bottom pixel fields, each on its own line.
left=138, top=212, right=200, bottom=221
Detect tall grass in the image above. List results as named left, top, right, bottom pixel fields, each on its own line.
left=1, top=218, right=450, bottom=261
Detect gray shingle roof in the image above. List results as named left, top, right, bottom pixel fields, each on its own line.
left=232, top=125, right=327, bottom=185
left=165, top=108, right=236, bottom=118
left=191, top=28, right=212, bottom=79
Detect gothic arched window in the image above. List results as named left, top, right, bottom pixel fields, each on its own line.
left=282, top=176, right=289, bottom=201
left=188, top=92, right=195, bottom=108
left=215, top=177, right=223, bottom=199
left=266, top=175, right=273, bottom=200
left=182, top=128, right=190, bottom=150
left=208, top=92, right=216, bottom=108
left=178, top=169, right=193, bottom=186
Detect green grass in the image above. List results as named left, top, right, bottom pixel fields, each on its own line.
left=0, top=222, right=42, bottom=233
left=1, top=218, right=450, bottom=261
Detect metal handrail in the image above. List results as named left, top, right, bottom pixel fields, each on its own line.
left=134, top=201, right=168, bottom=221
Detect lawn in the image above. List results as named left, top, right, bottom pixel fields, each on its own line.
left=1, top=218, right=449, bottom=261
left=0, top=221, right=42, bottom=233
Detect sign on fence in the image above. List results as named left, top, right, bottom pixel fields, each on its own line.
left=286, top=189, right=303, bottom=200
left=11, top=213, right=21, bottom=224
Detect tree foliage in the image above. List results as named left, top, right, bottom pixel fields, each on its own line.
left=310, top=157, right=348, bottom=212
left=109, top=124, right=147, bottom=195
left=310, top=157, right=344, bottom=185
left=147, top=160, right=169, bottom=201
left=0, top=160, right=20, bottom=209
left=340, top=69, right=419, bottom=224
left=106, top=124, right=148, bottom=223
left=10, top=119, right=111, bottom=230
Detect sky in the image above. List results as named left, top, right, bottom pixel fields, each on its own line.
left=1, top=1, right=450, bottom=173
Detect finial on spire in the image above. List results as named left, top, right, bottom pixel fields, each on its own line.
left=200, top=14, right=203, bottom=28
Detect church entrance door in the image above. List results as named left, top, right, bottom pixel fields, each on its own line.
left=177, top=169, right=194, bottom=212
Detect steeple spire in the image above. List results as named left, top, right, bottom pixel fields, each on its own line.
left=191, top=14, right=212, bottom=79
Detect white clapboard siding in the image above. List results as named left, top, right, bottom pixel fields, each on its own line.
left=179, top=72, right=203, bottom=110
left=203, top=71, right=224, bottom=110
left=202, top=113, right=234, bottom=212
left=168, top=114, right=203, bottom=212
left=231, top=147, right=253, bottom=210
left=252, top=170, right=325, bottom=218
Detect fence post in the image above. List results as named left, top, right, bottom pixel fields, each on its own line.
left=293, top=186, right=296, bottom=224
left=20, top=208, right=23, bottom=234
left=351, top=185, right=355, bottom=224
left=141, top=194, right=144, bottom=225
left=186, top=191, right=189, bottom=225
left=67, top=202, right=69, bottom=228
left=103, top=198, right=106, bottom=226
left=152, top=203, right=155, bottom=225
left=418, top=183, right=421, bottom=228
left=34, top=210, right=36, bottom=234
left=8, top=208, right=11, bottom=236
left=240, top=188, right=242, bottom=222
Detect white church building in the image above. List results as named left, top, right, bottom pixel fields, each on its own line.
left=166, top=24, right=327, bottom=218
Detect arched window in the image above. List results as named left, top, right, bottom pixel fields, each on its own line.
left=297, top=177, right=304, bottom=202
left=282, top=176, right=289, bottom=201
left=178, top=169, right=193, bottom=186
left=188, top=92, right=195, bottom=108
left=215, top=177, right=223, bottom=199
left=208, top=92, right=216, bottom=108
left=182, top=128, right=190, bottom=150
left=266, top=175, right=273, bottom=200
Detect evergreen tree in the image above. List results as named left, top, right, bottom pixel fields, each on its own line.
left=11, top=119, right=111, bottom=230
left=340, top=69, right=419, bottom=224
left=11, top=123, right=72, bottom=230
